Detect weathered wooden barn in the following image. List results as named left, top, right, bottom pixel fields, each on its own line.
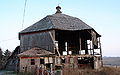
left=18, top=6, right=102, bottom=74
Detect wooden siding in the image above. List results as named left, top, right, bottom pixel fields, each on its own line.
left=20, top=30, right=55, bottom=53
left=19, top=57, right=53, bottom=73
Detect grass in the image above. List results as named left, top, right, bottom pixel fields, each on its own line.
left=1, top=71, right=16, bottom=75
left=1, top=66, right=120, bottom=75
left=1, top=71, right=34, bottom=75
left=63, top=66, right=120, bottom=75
left=17, top=72, right=34, bottom=75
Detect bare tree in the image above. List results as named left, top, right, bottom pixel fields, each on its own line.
left=4, top=49, right=11, bottom=57
left=0, top=48, right=3, bottom=59
left=0, top=47, right=3, bottom=69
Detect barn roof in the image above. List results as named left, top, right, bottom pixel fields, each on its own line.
left=18, top=48, right=54, bottom=57
left=20, top=6, right=93, bottom=34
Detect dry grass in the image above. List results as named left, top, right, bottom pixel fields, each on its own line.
left=17, top=72, right=34, bottom=75
left=1, top=66, right=120, bottom=75
left=63, top=66, right=120, bottom=75
left=1, top=71, right=34, bottom=75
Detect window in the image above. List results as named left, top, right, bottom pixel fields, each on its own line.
left=31, top=59, right=35, bottom=65
left=78, top=57, right=82, bottom=64
left=40, top=59, right=44, bottom=64
left=70, top=58, right=74, bottom=64
left=61, top=58, right=65, bottom=63
left=56, top=57, right=58, bottom=64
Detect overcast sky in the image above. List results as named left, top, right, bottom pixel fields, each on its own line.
left=0, top=0, right=120, bottom=57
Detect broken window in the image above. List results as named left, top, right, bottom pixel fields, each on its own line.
left=31, top=59, right=35, bottom=65
left=78, top=57, right=94, bottom=64
left=45, top=57, right=49, bottom=64
left=63, top=51, right=67, bottom=55
left=61, top=58, right=65, bottom=63
left=69, top=51, right=72, bottom=55
left=46, top=64, right=51, bottom=69
left=49, top=57, right=53, bottom=63
left=78, top=57, right=88, bottom=64
left=56, top=57, right=61, bottom=64
left=40, top=59, right=44, bottom=64
left=70, top=57, right=74, bottom=64
left=78, top=57, right=82, bottom=64
left=56, top=57, right=58, bottom=64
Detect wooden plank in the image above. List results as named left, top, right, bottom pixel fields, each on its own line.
left=49, top=32, right=61, bottom=56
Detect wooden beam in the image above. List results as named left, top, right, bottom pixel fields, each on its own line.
left=79, top=37, right=81, bottom=54
left=99, top=37, right=102, bottom=59
left=49, top=32, right=61, bottom=56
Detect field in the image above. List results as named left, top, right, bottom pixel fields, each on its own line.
left=63, top=66, right=120, bottom=75
left=103, top=57, right=120, bottom=66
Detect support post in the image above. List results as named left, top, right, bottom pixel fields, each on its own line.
left=49, top=32, right=61, bottom=56
left=90, top=40, right=92, bottom=55
left=79, top=37, right=81, bottom=54
left=51, top=64, right=53, bottom=75
left=92, top=39, right=94, bottom=55
left=99, top=37, right=102, bottom=60
left=99, top=37, right=103, bottom=67
left=85, top=40, right=88, bottom=54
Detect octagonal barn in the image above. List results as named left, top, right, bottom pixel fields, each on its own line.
left=19, top=6, right=102, bottom=74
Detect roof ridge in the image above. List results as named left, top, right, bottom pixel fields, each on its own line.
left=47, top=15, right=56, bottom=29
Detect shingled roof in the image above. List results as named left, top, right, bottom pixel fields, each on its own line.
left=18, top=48, right=54, bottom=57
left=20, top=6, right=93, bottom=34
